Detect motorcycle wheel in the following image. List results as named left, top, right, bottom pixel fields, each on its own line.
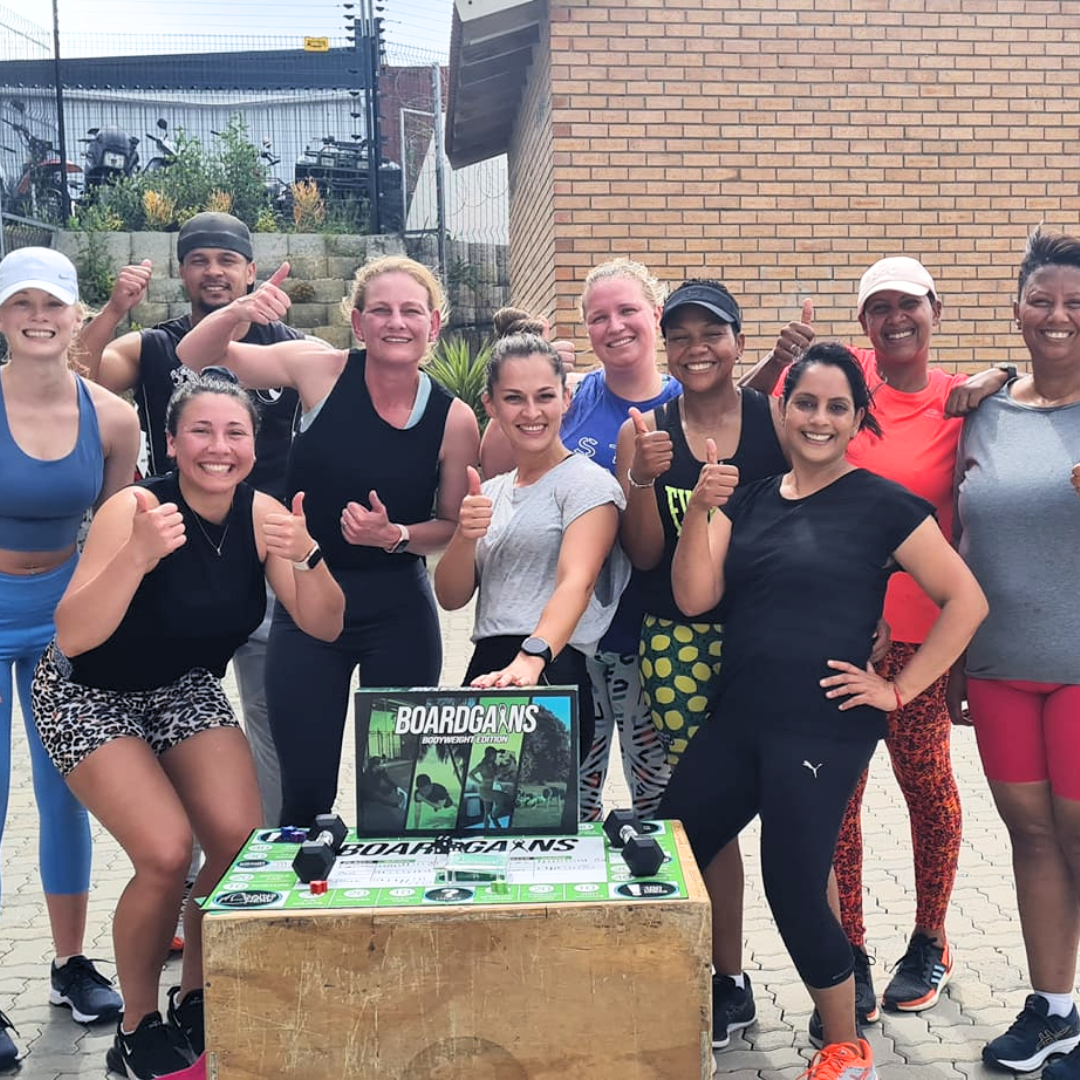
left=40, top=186, right=67, bottom=224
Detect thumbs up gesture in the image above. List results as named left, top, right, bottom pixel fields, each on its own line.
left=127, top=486, right=185, bottom=571
left=458, top=465, right=493, bottom=540
left=107, top=259, right=153, bottom=316
left=265, top=491, right=317, bottom=562
left=688, top=438, right=740, bottom=511
left=627, top=406, right=673, bottom=486
left=236, top=261, right=291, bottom=325
left=773, top=298, right=815, bottom=365
left=341, top=488, right=397, bottom=548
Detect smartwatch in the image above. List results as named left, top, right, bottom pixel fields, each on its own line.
left=386, top=524, right=411, bottom=554
left=996, top=363, right=1018, bottom=382
left=292, top=543, right=324, bottom=571
left=520, top=636, right=554, bottom=665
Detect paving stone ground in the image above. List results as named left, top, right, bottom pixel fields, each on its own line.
left=0, top=592, right=1042, bottom=1078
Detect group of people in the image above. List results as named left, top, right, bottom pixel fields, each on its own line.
left=0, top=214, right=1076, bottom=1080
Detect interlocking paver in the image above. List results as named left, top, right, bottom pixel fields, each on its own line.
left=0, top=587, right=1043, bottom=1078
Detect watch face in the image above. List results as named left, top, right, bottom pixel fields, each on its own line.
left=522, top=636, right=553, bottom=660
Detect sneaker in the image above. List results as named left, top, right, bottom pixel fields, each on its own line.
left=802, top=1039, right=878, bottom=1080
left=852, top=945, right=880, bottom=1024
left=983, top=995, right=1080, bottom=1072
left=1045, top=1042, right=1080, bottom=1080
left=712, top=972, right=756, bottom=1049
left=167, top=986, right=205, bottom=1057
left=0, top=1009, right=19, bottom=1071
left=49, top=955, right=123, bottom=1023
left=881, top=932, right=953, bottom=1012
left=171, top=878, right=195, bottom=954
left=809, top=1008, right=864, bottom=1051
left=105, top=1011, right=196, bottom=1079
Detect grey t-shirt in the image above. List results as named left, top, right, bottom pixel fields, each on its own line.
left=472, top=453, right=630, bottom=654
left=957, top=386, right=1080, bottom=682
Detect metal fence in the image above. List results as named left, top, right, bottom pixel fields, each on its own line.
left=0, top=12, right=508, bottom=252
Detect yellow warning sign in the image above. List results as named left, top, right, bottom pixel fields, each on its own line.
left=304, top=37, right=330, bottom=52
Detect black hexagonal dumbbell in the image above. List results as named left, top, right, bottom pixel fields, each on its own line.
left=292, top=814, right=348, bottom=883
left=603, top=809, right=665, bottom=878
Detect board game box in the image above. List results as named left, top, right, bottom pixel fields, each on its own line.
left=353, top=686, right=579, bottom=837
left=203, top=821, right=690, bottom=911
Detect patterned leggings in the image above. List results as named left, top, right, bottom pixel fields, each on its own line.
left=578, top=649, right=670, bottom=821
left=639, top=615, right=724, bottom=768
left=833, top=641, right=962, bottom=945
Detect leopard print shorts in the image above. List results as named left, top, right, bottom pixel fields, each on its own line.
left=32, top=640, right=240, bottom=777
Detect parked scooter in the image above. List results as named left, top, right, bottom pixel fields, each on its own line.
left=142, top=118, right=177, bottom=173
left=2, top=101, right=82, bottom=222
left=82, top=126, right=139, bottom=192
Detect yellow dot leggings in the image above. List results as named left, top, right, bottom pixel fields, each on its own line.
left=639, top=615, right=724, bottom=768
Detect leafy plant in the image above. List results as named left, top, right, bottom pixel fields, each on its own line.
left=206, top=190, right=234, bottom=214
left=291, top=179, right=325, bottom=230
left=424, top=336, right=492, bottom=433
left=73, top=228, right=117, bottom=307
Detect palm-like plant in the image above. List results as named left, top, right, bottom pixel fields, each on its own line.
left=424, top=336, right=493, bottom=433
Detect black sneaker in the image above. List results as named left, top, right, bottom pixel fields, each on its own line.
left=0, top=1009, right=19, bottom=1072
left=1045, top=1042, right=1080, bottom=1080
left=712, top=973, right=756, bottom=1049
left=809, top=1007, right=864, bottom=1050
left=852, top=945, right=880, bottom=1024
left=983, top=995, right=1080, bottom=1072
left=167, top=986, right=205, bottom=1057
left=49, top=955, right=123, bottom=1023
left=105, top=1011, right=196, bottom=1079
left=881, top=933, right=953, bottom=1012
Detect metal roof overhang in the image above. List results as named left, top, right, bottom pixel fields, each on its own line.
left=446, top=0, right=542, bottom=168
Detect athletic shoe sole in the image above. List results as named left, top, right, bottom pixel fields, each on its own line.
left=883, top=963, right=953, bottom=1013
left=106, top=1047, right=206, bottom=1080
left=984, top=1034, right=1080, bottom=1073
left=712, top=1013, right=756, bottom=1049
left=49, top=989, right=121, bottom=1025
left=861, top=1004, right=881, bottom=1024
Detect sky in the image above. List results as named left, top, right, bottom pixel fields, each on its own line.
left=2, top=0, right=455, bottom=59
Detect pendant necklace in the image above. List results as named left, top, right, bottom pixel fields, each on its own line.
left=190, top=509, right=231, bottom=557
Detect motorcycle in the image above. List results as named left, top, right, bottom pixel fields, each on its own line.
left=260, top=140, right=294, bottom=222
left=81, top=125, right=139, bottom=192
left=142, top=118, right=177, bottom=173
left=2, top=101, right=82, bottom=222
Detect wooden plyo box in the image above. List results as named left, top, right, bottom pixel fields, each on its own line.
left=203, top=823, right=712, bottom=1080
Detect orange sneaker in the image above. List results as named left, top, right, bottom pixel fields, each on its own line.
left=801, top=1039, right=877, bottom=1080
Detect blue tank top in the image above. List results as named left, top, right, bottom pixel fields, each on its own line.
left=0, top=373, right=104, bottom=551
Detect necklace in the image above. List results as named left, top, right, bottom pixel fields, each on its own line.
left=190, top=511, right=230, bottom=557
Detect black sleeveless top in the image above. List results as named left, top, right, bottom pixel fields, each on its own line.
left=68, top=473, right=265, bottom=691
left=637, top=388, right=787, bottom=622
left=137, top=316, right=302, bottom=500
left=285, top=349, right=454, bottom=573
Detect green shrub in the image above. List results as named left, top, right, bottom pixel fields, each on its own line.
left=424, top=336, right=492, bottom=433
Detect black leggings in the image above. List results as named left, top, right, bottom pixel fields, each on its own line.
left=464, top=636, right=594, bottom=762
left=268, top=561, right=442, bottom=826
left=658, top=716, right=877, bottom=988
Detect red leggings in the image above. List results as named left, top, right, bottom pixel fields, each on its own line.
left=833, top=642, right=962, bottom=946
left=968, top=677, right=1080, bottom=799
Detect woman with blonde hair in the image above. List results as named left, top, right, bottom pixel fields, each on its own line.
left=0, top=248, right=138, bottom=1067
left=176, top=256, right=480, bottom=826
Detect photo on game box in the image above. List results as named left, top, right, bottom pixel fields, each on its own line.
left=355, top=686, right=579, bottom=837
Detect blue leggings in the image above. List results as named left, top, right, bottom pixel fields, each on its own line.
left=0, top=557, right=91, bottom=900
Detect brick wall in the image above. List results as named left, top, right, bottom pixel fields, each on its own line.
left=508, top=0, right=1080, bottom=372
left=508, top=24, right=559, bottom=333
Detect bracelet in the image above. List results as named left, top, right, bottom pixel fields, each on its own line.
left=891, top=682, right=904, bottom=711
left=627, top=469, right=655, bottom=489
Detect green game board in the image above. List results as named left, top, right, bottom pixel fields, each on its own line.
left=203, top=821, right=690, bottom=911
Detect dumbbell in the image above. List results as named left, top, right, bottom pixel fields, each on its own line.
left=292, top=814, right=348, bottom=883
left=603, top=809, right=665, bottom=877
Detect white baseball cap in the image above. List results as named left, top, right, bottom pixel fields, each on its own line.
left=857, top=257, right=936, bottom=315
left=0, top=247, right=79, bottom=307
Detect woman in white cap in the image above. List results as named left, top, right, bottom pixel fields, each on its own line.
left=0, top=247, right=138, bottom=1065
left=744, top=256, right=1012, bottom=1032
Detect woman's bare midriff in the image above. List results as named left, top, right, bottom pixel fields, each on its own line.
left=0, top=544, right=76, bottom=576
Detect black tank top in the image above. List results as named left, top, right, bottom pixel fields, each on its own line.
left=68, top=473, right=265, bottom=691
left=137, top=316, right=302, bottom=500
left=637, top=388, right=787, bottom=622
left=286, top=349, right=453, bottom=573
